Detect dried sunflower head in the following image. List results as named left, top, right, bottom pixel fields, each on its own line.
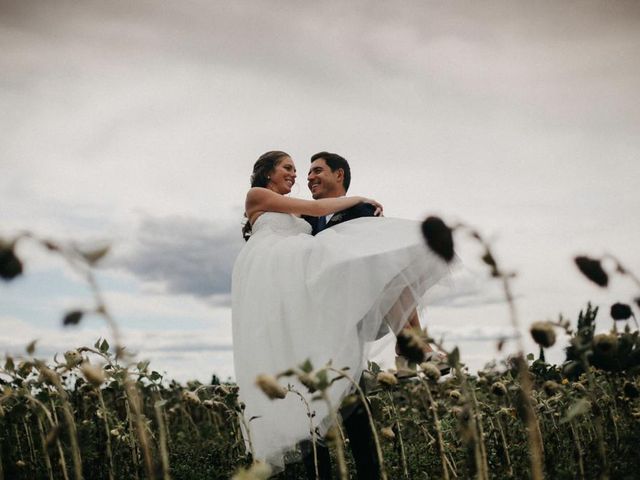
left=491, top=381, right=507, bottom=397
left=530, top=321, right=556, bottom=348
left=396, top=329, right=428, bottom=363
left=610, top=303, right=632, bottom=321
left=593, top=333, right=618, bottom=356
left=421, top=216, right=455, bottom=262
left=574, top=256, right=608, bottom=287
left=543, top=380, right=560, bottom=396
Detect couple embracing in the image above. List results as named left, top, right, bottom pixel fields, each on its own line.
left=232, top=151, right=451, bottom=478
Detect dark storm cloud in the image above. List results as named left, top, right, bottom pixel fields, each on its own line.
left=113, top=216, right=244, bottom=301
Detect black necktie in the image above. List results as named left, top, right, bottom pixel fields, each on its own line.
left=317, top=215, right=327, bottom=232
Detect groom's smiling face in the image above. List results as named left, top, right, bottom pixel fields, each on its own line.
left=307, top=158, right=345, bottom=199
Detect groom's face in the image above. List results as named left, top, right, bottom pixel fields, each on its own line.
left=307, top=159, right=344, bottom=199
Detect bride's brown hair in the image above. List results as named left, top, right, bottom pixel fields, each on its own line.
left=242, top=150, right=291, bottom=241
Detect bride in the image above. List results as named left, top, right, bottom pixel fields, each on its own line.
left=232, top=150, right=450, bottom=471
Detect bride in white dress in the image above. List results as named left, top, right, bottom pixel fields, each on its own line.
left=232, top=151, right=451, bottom=470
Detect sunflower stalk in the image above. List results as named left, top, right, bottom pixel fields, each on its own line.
left=36, top=415, right=55, bottom=480
left=420, top=378, right=450, bottom=480
left=288, top=386, right=320, bottom=480
left=97, top=388, right=116, bottom=480
left=460, top=224, right=544, bottom=480
left=326, top=366, right=388, bottom=480
left=386, top=390, right=409, bottom=479
left=49, top=398, right=70, bottom=480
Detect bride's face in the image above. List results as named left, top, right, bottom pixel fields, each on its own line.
left=267, top=157, right=297, bottom=195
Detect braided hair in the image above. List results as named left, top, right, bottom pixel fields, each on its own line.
left=242, top=151, right=291, bottom=241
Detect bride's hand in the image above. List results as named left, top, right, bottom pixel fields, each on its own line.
left=361, top=197, right=383, bottom=216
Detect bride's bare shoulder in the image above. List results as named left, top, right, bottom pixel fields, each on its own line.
left=245, top=187, right=272, bottom=204
left=246, top=187, right=271, bottom=198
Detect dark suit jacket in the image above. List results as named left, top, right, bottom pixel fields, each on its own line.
left=303, top=202, right=376, bottom=236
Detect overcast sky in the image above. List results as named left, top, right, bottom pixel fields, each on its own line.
left=2, top=0, right=639, bottom=382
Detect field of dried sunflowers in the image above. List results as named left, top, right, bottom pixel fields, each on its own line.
left=1, top=218, right=639, bottom=480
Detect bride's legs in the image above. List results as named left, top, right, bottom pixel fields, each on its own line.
left=385, top=285, right=445, bottom=359
left=394, top=306, right=435, bottom=355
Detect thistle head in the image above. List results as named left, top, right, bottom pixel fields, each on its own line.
left=255, top=374, right=287, bottom=400
left=63, top=350, right=82, bottom=367
left=182, top=390, right=201, bottom=405
left=420, top=362, right=442, bottom=382
left=376, top=371, right=398, bottom=387
left=381, top=427, right=396, bottom=440
left=80, top=363, right=105, bottom=387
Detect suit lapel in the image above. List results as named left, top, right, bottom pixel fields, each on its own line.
left=326, top=208, right=351, bottom=228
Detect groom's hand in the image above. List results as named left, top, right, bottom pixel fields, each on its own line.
left=362, top=198, right=383, bottom=216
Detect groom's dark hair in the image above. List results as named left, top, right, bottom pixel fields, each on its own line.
left=310, top=152, right=351, bottom=192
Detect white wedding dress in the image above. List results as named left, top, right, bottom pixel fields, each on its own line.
left=231, top=212, right=451, bottom=469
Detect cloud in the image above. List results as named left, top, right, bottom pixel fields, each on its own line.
left=426, top=265, right=511, bottom=309
left=111, top=215, right=244, bottom=302
left=0, top=315, right=234, bottom=382
left=1, top=0, right=639, bottom=381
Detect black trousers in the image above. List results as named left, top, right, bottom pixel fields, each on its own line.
left=300, top=398, right=380, bottom=479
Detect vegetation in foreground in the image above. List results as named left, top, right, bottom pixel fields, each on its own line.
left=1, top=219, right=639, bottom=479
left=0, top=303, right=638, bottom=479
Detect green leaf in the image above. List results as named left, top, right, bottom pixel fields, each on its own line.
left=316, top=370, right=329, bottom=391
left=526, top=353, right=535, bottom=361
left=94, top=338, right=102, bottom=349
left=137, top=360, right=150, bottom=372
left=300, top=359, right=314, bottom=374
left=448, top=347, right=460, bottom=367
left=99, top=338, right=110, bottom=353
left=150, top=371, right=162, bottom=382
left=368, top=361, right=382, bottom=374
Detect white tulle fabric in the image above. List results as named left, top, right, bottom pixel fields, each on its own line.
left=231, top=212, right=451, bottom=469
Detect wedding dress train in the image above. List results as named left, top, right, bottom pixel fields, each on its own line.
left=231, top=212, right=450, bottom=469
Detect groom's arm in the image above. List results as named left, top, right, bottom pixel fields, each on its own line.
left=341, top=202, right=376, bottom=220
left=328, top=203, right=377, bottom=227
left=354, top=203, right=376, bottom=218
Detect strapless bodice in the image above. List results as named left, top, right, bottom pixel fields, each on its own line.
left=251, top=212, right=312, bottom=236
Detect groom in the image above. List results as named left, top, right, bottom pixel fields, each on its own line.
left=303, top=151, right=377, bottom=234
left=300, top=151, right=381, bottom=480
